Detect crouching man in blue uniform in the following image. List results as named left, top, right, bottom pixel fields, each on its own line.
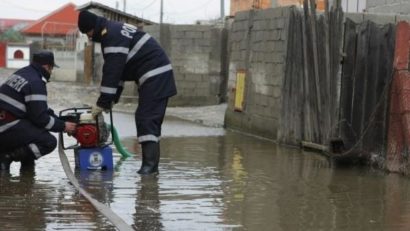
left=0, top=51, right=77, bottom=171
left=78, top=11, right=177, bottom=175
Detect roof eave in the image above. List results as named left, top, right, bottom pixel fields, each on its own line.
left=76, top=1, right=157, bottom=25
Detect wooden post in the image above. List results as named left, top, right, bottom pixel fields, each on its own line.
left=84, top=44, right=93, bottom=84
left=308, top=0, right=323, bottom=143
left=323, top=0, right=331, bottom=140
left=330, top=0, right=344, bottom=138
left=302, top=0, right=313, bottom=142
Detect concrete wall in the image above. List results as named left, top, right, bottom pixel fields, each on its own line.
left=52, top=50, right=78, bottom=82
left=6, top=45, right=30, bottom=69
left=345, top=12, right=410, bottom=24
left=366, top=0, right=410, bottom=14
left=27, top=41, right=83, bottom=82
left=223, top=6, right=408, bottom=143
left=72, top=24, right=228, bottom=106
left=225, top=7, right=291, bottom=140
left=144, top=24, right=228, bottom=106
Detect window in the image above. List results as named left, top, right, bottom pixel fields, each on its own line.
left=13, top=50, right=24, bottom=59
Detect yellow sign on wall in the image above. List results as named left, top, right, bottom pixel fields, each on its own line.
left=234, top=70, right=246, bottom=112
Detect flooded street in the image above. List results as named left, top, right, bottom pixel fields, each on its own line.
left=1, top=113, right=410, bottom=230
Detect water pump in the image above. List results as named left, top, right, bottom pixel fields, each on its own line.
left=59, top=107, right=113, bottom=170
left=74, top=113, right=109, bottom=148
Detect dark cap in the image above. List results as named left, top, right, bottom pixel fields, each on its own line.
left=78, top=10, right=98, bottom=33
left=32, top=51, right=59, bottom=68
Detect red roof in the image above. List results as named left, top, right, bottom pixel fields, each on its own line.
left=22, top=3, right=79, bottom=36
left=0, top=19, right=34, bottom=31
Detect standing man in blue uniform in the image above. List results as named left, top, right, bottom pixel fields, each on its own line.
left=78, top=11, right=177, bottom=175
left=0, top=51, right=77, bottom=171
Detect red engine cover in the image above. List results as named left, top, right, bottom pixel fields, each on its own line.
left=74, top=124, right=98, bottom=147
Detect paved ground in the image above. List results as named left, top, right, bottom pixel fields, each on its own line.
left=0, top=68, right=227, bottom=128
left=49, top=81, right=227, bottom=128
left=3, top=69, right=408, bottom=231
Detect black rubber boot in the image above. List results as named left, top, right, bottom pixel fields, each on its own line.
left=0, top=153, right=12, bottom=172
left=20, top=155, right=36, bottom=171
left=154, top=142, right=160, bottom=173
left=137, top=142, right=160, bottom=175
left=2, top=146, right=35, bottom=172
left=9, top=146, right=34, bottom=162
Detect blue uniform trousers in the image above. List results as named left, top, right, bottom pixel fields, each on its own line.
left=0, top=119, right=57, bottom=158
left=135, top=97, right=168, bottom=143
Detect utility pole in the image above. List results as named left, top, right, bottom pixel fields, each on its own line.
left=220, top=0, right=225, bottom=21
left=123, top=0, right=126, bottom=12
left=159, top=0, right=164, bottom=44
left=346, top=0, right=348, bottom=12
left=160, top=0, right=164, bottom=24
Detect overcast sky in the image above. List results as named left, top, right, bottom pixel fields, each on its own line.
left=0, top=0, right=230, bottom=24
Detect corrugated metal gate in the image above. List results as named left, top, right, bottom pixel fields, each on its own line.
left=279, top=0, right=398, bottom=167
left=0, top=42, right=6, bottom=68
left=337, top=19, right=396, bottom=163
left=279, top=1, right=344, bottom=147
left=387, top=21, right=410, bottom=174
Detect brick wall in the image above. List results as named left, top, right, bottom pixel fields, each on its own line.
left=225, top=7, right=291, bottom=140
left=229, top=0, right=325, bottom=16
left=142, top=24, right=228, bottom=106
left=230, top=0, right=272, bottom=16
left=223, top=6, right=407, bottom=143
left=91, top=24, right=227, bottom=107
left=277, top=0, right=325, bottom=10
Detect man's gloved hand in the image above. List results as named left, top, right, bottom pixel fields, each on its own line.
left=91, top=105, right=104, bottom=118
left=64, top=121, right=77, bottom=135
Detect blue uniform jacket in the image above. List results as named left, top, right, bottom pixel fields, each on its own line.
left=94, top=18, right=177, bottom=109
left=0, top=63, right=65, bottom=133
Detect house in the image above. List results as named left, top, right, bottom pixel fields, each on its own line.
left=0, top=42, right=30, bottom=68
left=21, top=3, right=79, bottom=50
left=230, top=0, right=327, bottom=16
left=5, top=43, right=30, bottom=69
left=76, top=2, right=156, bottom=28
left=0, top=19, right=33, bottom=68
left=0, top=19, right=34, bottom=32
left=274, top=0, right=326, bottom=9
left=0, top=4, right=77, bottom=68
left=230, top=0, right=272, bottom=15
left=76, top=2, right=156, bottom=83
left=75, top=1, right=156, bottom=51
left=0, top=18, right=32, bottom=68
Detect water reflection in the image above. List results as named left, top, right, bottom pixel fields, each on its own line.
left=0, top=168, right=46, bottom=230
left=4, top=118, right=410, bottom=230
left=75, top=169, right=115, bottom=205
left=133, top=175, right=163, bottom=230
left=155, top=132, right=410, bottom=231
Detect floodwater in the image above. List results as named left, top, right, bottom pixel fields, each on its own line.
left=2, top=113, right=410, bottom=230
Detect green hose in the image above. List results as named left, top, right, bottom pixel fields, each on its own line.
left=106, top=123, right=133, bottom=158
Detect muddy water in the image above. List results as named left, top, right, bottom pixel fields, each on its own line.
left=1, top=115, right=410, bottom=230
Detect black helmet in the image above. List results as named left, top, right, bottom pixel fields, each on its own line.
left=32, top=51, right=59, bottom=68
left=78, top=10, right=98, bottom=33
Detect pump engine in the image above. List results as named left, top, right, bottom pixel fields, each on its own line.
left=60, top=111, right=109, bottom=148
left=74, top=113, right=109, bottom=147
left=59, top=107, right=113, bottom=170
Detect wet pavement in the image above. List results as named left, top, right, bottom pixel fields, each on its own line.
left=3, top=67, right=410, bottom=230
left=2, top=112, right=410, bottom=230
